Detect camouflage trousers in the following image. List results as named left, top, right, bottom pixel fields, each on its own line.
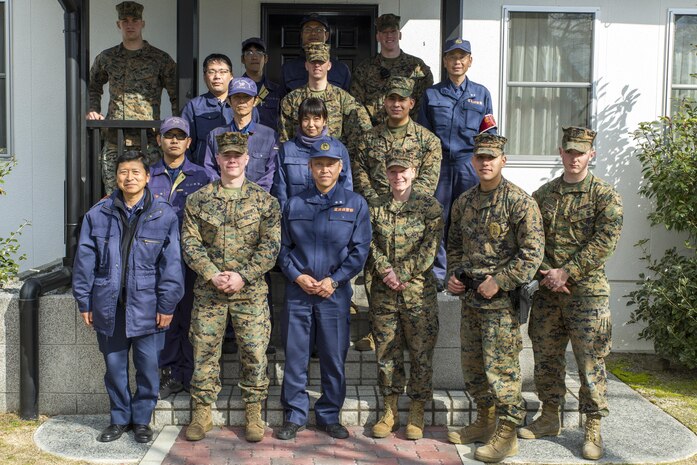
left=370, top=287, right=439, bottom=401
left=101, top=141, right=162, bottom=193
left=529, top=291, right=611, bottom=416
left=189, top=295, right=271, bottom=405
left=460, top=303, right=525, bottom=425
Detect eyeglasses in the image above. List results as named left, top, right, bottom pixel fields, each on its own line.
left=243, top=50, right=266, bottom=58
left=162, top=132, right=188, bottom=140
left=302, top=27, right=327, bottom=34
left=205, top=69, right=231, bottom=76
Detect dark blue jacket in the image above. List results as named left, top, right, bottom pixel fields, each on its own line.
left=272, top=136, right=353, bottom=211
left=244, top=73, right=285, bottom=131
left=181, top=92, right=233, bottom=165
left=202, top=121, right=279, bottom=192
left=417, top=77, right=495, bottom=161
left=279, top=185, right=371, bottom=288
left=148, top=157, right=216, bottom=226
left=72, top=189, right=184, bottom=338
left=281, top=55, right=351, bottom=93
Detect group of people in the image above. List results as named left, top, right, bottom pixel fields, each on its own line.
left=72, top=1, right=623, bottom=463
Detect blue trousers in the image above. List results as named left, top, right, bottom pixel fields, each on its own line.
left=433, top=157, right=479, bottom=280
left=159, top=266, right=195, bottom=388
left=281, top=285, right=351, bottom=426
left=97, top=305, right=165, bottom=425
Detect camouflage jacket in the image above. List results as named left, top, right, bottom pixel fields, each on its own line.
left=351, top=51, right=433, bottom=125
left=533, top=173, right=623, bottom=296
left=88, top=41, right=177, bottom=121
left=447, top=178, right=544, bottom=309
left=367, top=192, right=443, bottom=306
left=278, top=84, right=372, bottom=152
left=181, top=180, right=281, bottom=308
left=352, top=119, right=442, bottom=202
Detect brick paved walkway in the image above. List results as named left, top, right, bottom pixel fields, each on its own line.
left=160, top=426, right=462, bottom=465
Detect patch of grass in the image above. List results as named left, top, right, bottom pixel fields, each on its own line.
left=0, top=414, right=89, bottom=465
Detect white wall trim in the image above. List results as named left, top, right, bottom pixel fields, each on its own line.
left=1, top=0, right=12, bottom=159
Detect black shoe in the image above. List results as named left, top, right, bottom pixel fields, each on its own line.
left=222, top=338, right=238, bottom=354
left=97, top=423, right=131, bottom=442
left=322, top=423, right=349, bottom=439
left=436, top=278, right=445, bottom=292
left=159, top=374, right=184, bottom=399
left=266, top=344, right=277, bottom=355
left=133, top=424, right=153, bottom=443
left=276, top=421, right=305, bottom=440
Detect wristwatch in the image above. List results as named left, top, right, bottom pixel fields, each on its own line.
left=330, top=278, right=339, bottom=289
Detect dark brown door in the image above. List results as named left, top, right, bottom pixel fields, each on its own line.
left=261, top=3, right=378, bottom=84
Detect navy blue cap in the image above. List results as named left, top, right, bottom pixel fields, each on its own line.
left=300, top=13, right=330, bottom=31
left=160, top=116, right=190, bottom=136
left=309, top=138, right=343, bottom=159
left=228, top=77, right=258, bottom=97
left=242, top=37, right=266, bottom=52
left=443, top=38, right=472, bottom=54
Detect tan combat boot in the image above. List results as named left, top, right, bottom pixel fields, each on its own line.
left=582, top=414, right=604, bottom=460
left=474, top=420, right=519, bottom=463
left=354, top=333, right=375, bottom=351
left=448, top=405, right=496, bottom=444
left=517, top=403, right=561, bottom=439
left=405, top=400, right=425, bottom=440
left=372, top=394, right=400, bottom=438
left=245, top=402, right=266, bottom=442
left=186, top=402, right=212, bottom=441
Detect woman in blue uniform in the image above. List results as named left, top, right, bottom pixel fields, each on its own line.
left=276, top=139, right=371, bottom=440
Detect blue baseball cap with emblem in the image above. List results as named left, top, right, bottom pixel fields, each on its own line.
left=159, top=116, right=190, bottom=136
left=228, top=77, right=258, bottom=98
left=443, top=38, right=472, bottom=54
left=309, top=138, right=343, bottom=160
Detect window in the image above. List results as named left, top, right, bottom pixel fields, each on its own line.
left=1, top=0, right=7, bottom=155
left=502, top=9, right=596, bottom=156
left=667, top=12, right=697, bottom=115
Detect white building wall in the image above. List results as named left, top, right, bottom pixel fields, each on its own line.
left=1, top=0, right=66, bottom=270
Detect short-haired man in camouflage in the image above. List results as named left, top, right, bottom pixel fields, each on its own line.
left=87, top=1, right=177, bottom=192
left=351, top=13, right=433, bottom=126
left=518, top=127, right=623, bottom=461
left=446, top=134, right=544, bottom=462
left=367, top=151, right=443, bottom=440
left=278, top=42, right=371, bottom=152
left=181, top=132, right=281, bottom=443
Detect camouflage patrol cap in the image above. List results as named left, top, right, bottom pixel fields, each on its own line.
left=376, top=14, right=401, bottom=31
left=216, top=132, right=249, bottom=155
left=386, top=76, right=414, bottom=98
left=474, top=133, right=507, bottom=157
left=116, top=1, right=143, bottom=20
left=562, top=126, right=597, bottom=153
left=304, top=42, right=330, bottom=63
left=385, top=147, right=414, bottom=169
left=309, top=138, right=343, bottom=160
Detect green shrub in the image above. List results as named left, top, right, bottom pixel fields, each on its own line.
left=628, top=98, right=697, bottom=368
left=0, top=158, right=29, bottom=287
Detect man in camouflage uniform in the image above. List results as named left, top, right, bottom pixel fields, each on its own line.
left=351, top=13, right=433, bottom=126
left=352, top=76, right=442, bottom=351
left=367, top=151, right=443, bottom=440
left=87, top=1, right=177, bottom=192
left=518, top=127, right=623, bottom=461
left=446, top=134, right=544, bottom=462
left=278, top=42, right=371, bottom=153
left=181, top=132, right=281, bottom=443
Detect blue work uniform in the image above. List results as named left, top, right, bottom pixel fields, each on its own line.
left=72, top=189, right=183, bottom=425
left=278, top=184, right=371, bottom=426
left=417, top=77, right=495, bottom=280
left=244, top=73, right=285, bottom=132
left=272, top=136, right=353, bottom=211
left=202, top=121, right=279, bottom=192
left=181, top=92, right=233, bottom=166
left=148, top=158, right=216, bottom=389
left=281, top=55, right=351, bottom=93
